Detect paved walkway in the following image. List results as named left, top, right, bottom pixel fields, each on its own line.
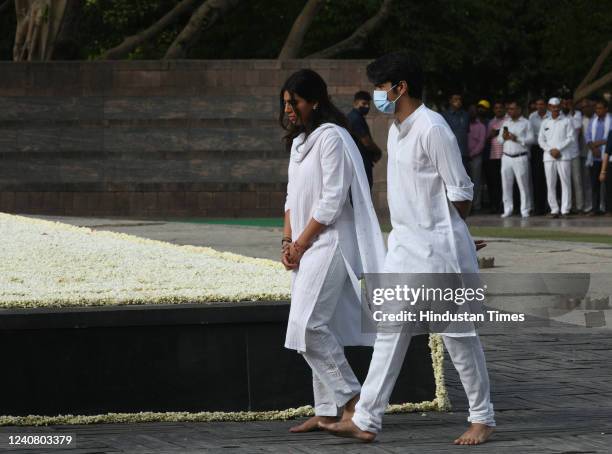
left=2, top=214, right=612, bottom=453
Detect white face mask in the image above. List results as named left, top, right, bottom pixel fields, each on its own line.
left=373, top=84, right=404, bottom=114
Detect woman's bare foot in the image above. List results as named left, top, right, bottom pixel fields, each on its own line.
left=341, top=394, right=359, bottom=421
left=318, top=419, right=376, bottom=442
left=453, top=423, right=494, bottom=445
left=289, top=415, right=338, bottom=433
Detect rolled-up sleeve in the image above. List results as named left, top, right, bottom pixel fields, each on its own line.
left=426, top=125, right=473, bottom=202
left=312, top=131, right=353, bottom=225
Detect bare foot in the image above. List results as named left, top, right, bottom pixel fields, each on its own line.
left=453, top=423, right=494, bottom=445
left=289, top=415, right=338, bottom=433
left=341, top=394, right=359, bottom=421
left=318, top=419, right=376, bottom=442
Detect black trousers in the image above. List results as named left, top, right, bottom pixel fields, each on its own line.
left=484, top=158, right=502, bottom=213
left=530, top=145, right=547, bottom=215
left=590, top=161, right=603, bottom=213
left=606, top=163, right=612, bottom=213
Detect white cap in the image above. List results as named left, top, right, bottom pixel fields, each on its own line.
left=548, top=97, right=561, bottom=106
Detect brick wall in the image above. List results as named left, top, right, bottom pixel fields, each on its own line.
left=0, top=60, right=390, bottom=219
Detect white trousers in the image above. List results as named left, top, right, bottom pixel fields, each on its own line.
left=581, top=158, right=593, bottom=212
left=544, top=160, right=572, bottom=215
left=301, top=245, right=361, bottom=416
left=501, top=154, right=532, bottom=216
left=353, top=332, right=495, bottom=433
left=570, top=157, right=584, bottom=211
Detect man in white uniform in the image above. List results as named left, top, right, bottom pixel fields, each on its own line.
left=539, top=98, right=575, bottom=217
left=320, top=52, right=495, bottom=446
left=498, top=101, right=535, bottom=218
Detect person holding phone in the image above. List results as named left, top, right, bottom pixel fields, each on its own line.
left=497, top=101, right=535, bottom=218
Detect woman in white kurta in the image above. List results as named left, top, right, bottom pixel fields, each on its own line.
left=279, top=69, right=386, bottom=433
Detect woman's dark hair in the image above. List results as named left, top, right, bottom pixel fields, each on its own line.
left=279, top=69, right=349, bottom=152
left=366, top=51, right=423, bottom=99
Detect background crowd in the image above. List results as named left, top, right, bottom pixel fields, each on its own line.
left=348, top=91, right=612, bottom=218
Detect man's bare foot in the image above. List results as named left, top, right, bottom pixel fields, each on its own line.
left=341, top=394, right=359, bottom=421
left=289, top=415, right=338, bottom=433
left=318, top=419, right=376, bottom=442
left=453, top=423, right=494, bottom=445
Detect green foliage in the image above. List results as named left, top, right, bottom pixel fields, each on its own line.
left=0, top=0, right=610, bottom=101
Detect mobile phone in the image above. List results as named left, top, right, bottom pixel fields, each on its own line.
left=503, top=127, right=508, bottom=133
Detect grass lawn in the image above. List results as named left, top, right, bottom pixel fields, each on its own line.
left=165, top=218, right=612, bottom=246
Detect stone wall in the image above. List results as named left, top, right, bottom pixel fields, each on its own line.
left=0, top=60, right=390, bottom=218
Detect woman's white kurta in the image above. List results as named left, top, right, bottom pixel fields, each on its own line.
left=385, top=104, right=478, bottom=336
left=284, top=123, right=385, bottom=352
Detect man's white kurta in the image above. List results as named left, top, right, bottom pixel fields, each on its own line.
left=386, top=104, right=478, bottom=337
left=284, top=123, right=385, bottom=352
left=386, top=104, right=476, bottom=274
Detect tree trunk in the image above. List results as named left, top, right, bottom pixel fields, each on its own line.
left=101, top=0, right=199, bottom=60
left=163, top=0, right=241, bottom=60
left=278, top=0, right=323, bottom=60
left=13, top=0, right=72, bottom=61
left=306, top=0, right=393, bottom=59
left=574, top=41, right=612, bottom=102
left=52, top=0, right=83, bottom=59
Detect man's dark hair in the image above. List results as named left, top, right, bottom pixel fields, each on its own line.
left=366, top=52, right=423, bottom=99
left=493, top=100, right=505, bottom=107
left=354, top=90, right=371, bottom=102
left=595, top=98, right=609, bottom=108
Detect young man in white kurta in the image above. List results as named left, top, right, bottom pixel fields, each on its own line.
left=320, top=52, right=494, bottom=446
left=348, top=102, right=495, bottom=437
left=539, top=98, right=576, bottom=216
left=497, top=105, right=535, bottom=218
